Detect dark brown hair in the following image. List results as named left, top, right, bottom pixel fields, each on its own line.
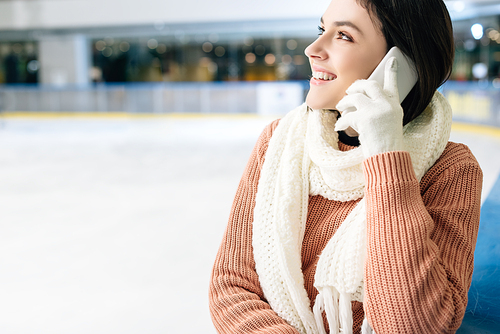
left=358, top=0, right=454, bottom=125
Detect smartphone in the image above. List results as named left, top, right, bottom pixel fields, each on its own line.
left=367, top=46, right=417, bottom=103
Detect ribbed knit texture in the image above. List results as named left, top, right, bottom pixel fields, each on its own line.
left=209, top=120, right=482, bottom=333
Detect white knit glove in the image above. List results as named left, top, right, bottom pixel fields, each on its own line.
left=334, top=57, right=404, bottom=158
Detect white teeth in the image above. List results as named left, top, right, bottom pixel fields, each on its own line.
left=313, top=71, right=335, bottom=81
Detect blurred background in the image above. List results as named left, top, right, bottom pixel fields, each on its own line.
left=0, top=0, right=500, bottom=333
left=1, top=0, right=500, bottom=121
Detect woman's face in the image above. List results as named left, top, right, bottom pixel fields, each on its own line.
left=305, top=0, right=388, bottom=110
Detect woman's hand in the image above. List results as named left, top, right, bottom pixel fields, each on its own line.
left=334, top=57, right=404, bottom=158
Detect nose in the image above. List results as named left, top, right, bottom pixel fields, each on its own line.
left=305, top=37, right=327, bottom=60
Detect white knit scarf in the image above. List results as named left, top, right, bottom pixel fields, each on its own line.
left=252, top=91, right=452, bottom=334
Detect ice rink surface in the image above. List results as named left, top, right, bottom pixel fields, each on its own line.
left=1, top=115, right=499, bottom=334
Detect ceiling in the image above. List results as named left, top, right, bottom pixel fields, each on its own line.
left=0, top=1, right=500, bottom=43
left=446, top=0, right=500, bottom=20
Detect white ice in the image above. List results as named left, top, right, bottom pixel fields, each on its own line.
left=0, top=116, right=498, bottom=334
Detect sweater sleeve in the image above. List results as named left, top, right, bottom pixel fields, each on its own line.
left=209, top=120, right=300, bottom=334
left=362, top=143, right=483, bottom=333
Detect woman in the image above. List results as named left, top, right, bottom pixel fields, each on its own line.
left=209, top=0, right=483, bottom=333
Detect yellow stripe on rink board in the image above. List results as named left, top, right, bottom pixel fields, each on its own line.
left=452, top=122, right=500, bottom=138
left=0, top=111, right=264, bottom=120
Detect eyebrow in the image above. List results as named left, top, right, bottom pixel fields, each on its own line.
left=320, top=17, right=364, bottom=35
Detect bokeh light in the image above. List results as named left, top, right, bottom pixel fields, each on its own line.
left=281, top=54, right=292, bottom=65
left=471, top=23, right=484, bottom=40
left=95, top=40, right=106, bottom=51
left=214, top=46, right=225, bottom=57
left=255, top=45, right=265, bottom=56
left=147, top=39, right=159, bottom=49
left=119, top=42, right=130, bottom=52
left=202, top=42, right=213, bottom=53
left=264, top=53, right=275, bottom=65
left=245, top=52, right=256, bottom=64
left=27, top=60, right=40, bottom=73
left=102, top=47, right=113, bottom=57
left=286, top=39, right=298, bottom=50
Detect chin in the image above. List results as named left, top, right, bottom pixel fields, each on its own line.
left=305, top=92, right=338, bottom=110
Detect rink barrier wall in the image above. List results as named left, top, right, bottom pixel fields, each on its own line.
left=440, top=80, right=500, bottom=128
left=0, top=81, right=308, bottom=115
left=1, top=80, right=499, bottom=126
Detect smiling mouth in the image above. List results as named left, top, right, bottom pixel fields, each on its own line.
left=312, top=71, right=337, bottom=81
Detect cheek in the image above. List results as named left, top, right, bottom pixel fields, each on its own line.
left=305, top=46, right=386, bottom=109
left=339, top=52, right=379, bottom=82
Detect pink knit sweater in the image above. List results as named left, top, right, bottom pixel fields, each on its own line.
left=209, top=119, right=483, bottom=333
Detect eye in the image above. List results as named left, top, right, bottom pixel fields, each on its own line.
left=337, top=31, right=353, bottom=42
left=317, top=25, right=325, bottom=36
